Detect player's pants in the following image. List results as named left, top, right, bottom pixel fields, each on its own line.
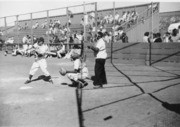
left=93, top=59, right=107, bottom=86
left=29, top=58, right=50, bottom=76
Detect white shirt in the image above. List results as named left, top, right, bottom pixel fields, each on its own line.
left=143, top=36, right=149, bottom=43
left=33, top=43, right=48, bottom=55
left=74, top=59, right=81, bottom=70
left=95, top=38, right=107, bottom=59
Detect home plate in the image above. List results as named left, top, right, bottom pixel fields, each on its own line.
left=19, top=86, right=33, bottom=90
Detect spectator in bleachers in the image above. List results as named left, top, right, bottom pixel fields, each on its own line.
left=154, top=33, right=162, bottom=43
left=120, top=11, right=127, bottom=23
left=108, top=13, right=113, bottom=24
left=80, top=17, right=84, bottom=26
left=52, top=35, right=60, bottom=43
left=126, top=11, right=131, bottom=22
left=49, top=19, right=54, bottom=28
left=32, top=21, right=39, bottom=29
left=24, top=22, right=28, bottom=29
left=5, top=37, right=14, bottom=44
left=143, top=32, right=151, bottom=43
left=117, top=26, right=124, bottom=36
left=17, top=23, right=22, bottom=31
left=130, top=10, right=139, bottom=25
left=41, top=19, right=48, bottom=29
left=74, top=34, right=81, bottom=44
left=56, top=43, right=66, bottom=58
left=0, top=30, right=3, bottom=36
left=115, top=12, right=120, bottom=24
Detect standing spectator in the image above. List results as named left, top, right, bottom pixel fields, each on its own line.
left=143, top=32, right=151, bottom=43
left=121, top=32, right=128, bottom=43
left=163, top=32, right=171, bottom=43
left=171, top=29, right=180, bottom=42
left=87, top=32, right=107, bottom=89
left=154, top=33, right=162, bottom=43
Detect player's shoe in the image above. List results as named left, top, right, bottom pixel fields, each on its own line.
left=93, top=85, right=103, bottom=89
left=78, top=80, right=88, bottom=88
left=24, top=80, right=31, bottom=84
left=49, top=79, right=53, bottom=84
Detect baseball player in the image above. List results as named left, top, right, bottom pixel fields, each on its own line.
left=60, top=51, right=89, bottom=88
left=24, top=37, right=53, bottom=84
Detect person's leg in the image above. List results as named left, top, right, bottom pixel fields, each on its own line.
left=25, top=62, right=39, bottom=84
left=39, top=59, right=53, bottom=83
left=100, top=59, right=107, bottom=85
left=67, top=73, right=79, bottom=87
left=93, top=59, right=102, bottom=86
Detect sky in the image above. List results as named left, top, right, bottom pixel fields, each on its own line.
left=0, top=0, right=180, bottom=26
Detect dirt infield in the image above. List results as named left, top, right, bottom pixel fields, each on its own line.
left=0, top=51, right=180, bottom=127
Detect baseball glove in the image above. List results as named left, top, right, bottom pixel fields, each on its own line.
left=59, top=67, right=67, bottom=76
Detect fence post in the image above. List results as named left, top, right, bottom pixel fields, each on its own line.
left=4, top=17, right=7, bottom=41
left=111, top=2, right=115, bottom=64
left=16, top=15, right=19, bottom=44
left=66, top=7, right=69, bottom=51
left=30, top=13, right=33, bottom=44
left=149, top=2, right=153, bottom=66
left=95, top=2, right=97, bottom=35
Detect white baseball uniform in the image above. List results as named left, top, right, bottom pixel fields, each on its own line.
left=29, top=43, right=50, bottom=76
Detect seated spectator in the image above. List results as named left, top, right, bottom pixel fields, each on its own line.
left=52, top=35, right=60, bottom=43
left=24, top=22, right=28, bottom=29
left=80, top=17, right=84, bottom=26
left=22, top=35, right=30, bottom=44
left=143, top=32, right=151, bottom=43
left=154, top=33, right=162, bottom=43
left=120, top=11, right=127, bottom=23
left=126, top=11, right=131, bottom=22
left=5, top=37, right=14, bottom=44
left=41, top=19, right=48, bottom=29
left=108, top=13, right=113, bottom=24
left=12, top=45, right=24, bottom=56
left=56, top=43, right=66, bottom=58
left=32, top=21, right=39, bottom=29
left=0, top=30, right=3, bottom=36
left=49, top=19, right=54, bottom=28
left=115, top=12, right=120, bottom=24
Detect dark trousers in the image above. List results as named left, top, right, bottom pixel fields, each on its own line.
left=93, top=59, right=107, bottom=86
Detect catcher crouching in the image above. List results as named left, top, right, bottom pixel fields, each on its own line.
left=59, top=51, right=89, bottom=88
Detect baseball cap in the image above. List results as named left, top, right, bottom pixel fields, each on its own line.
left=38, top=37, right=44, bottom=43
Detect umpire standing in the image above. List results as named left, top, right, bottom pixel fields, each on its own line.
left=87, top=32, right=107, bottom=89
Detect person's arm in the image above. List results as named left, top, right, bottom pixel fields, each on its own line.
left=87, top=45, right=99, bottom=52
left=66, top=69, right=79, bottom=74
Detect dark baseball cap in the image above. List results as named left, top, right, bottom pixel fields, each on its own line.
left=38, top=37, right=44, bottom=43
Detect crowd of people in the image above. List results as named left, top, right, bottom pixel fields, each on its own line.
left=143, top=25, right=180, bottom=43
